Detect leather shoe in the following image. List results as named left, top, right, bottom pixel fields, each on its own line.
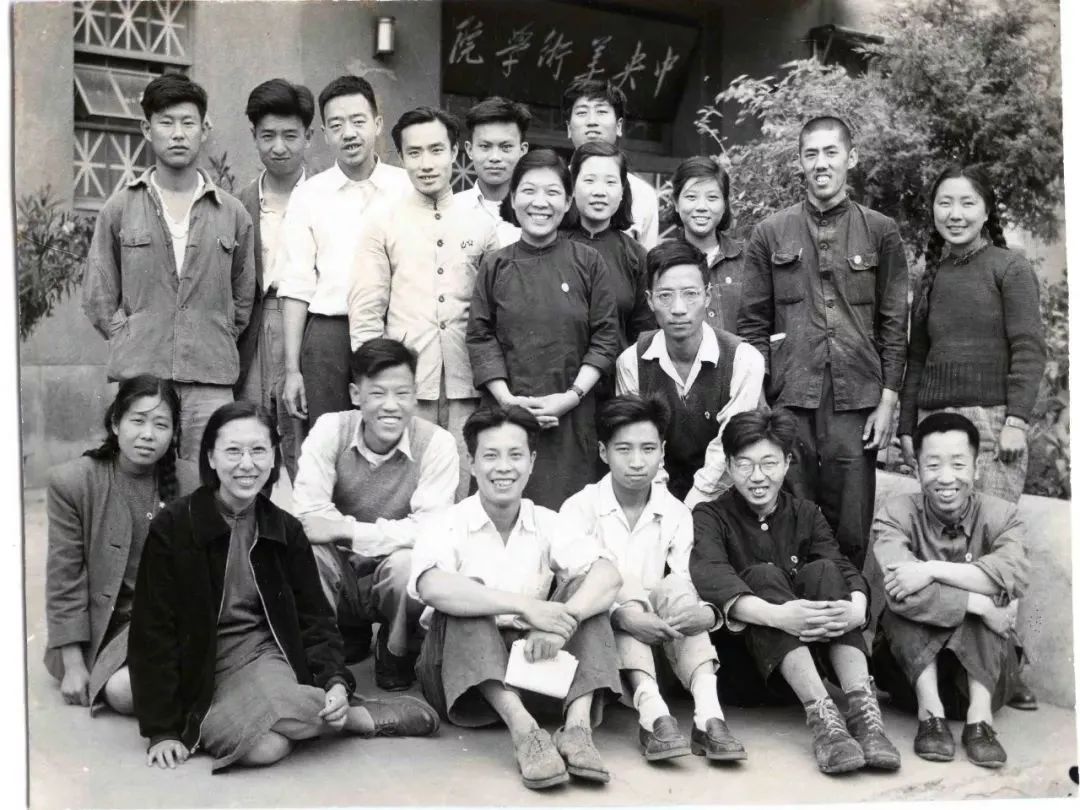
left=375, top=624, right=416, bottom=691
left=553, top=725, right=610, bottom=783
left=638, top=715, right=691, bottom=761
left=690, top=718, right=747, bottom=761
left=914, top=716, right=955, bottom=762
left=1007, top=675, right=1039, bottom=711
left=961, top=721, right=1006, bottom=768
left=349, top=694, right=440, bottom=738
left=513, top=729, right=569, bottom=790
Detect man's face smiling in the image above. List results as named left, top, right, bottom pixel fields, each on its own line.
left=400, top=118, right=456, bottom=198
left=349, top=363, right=417, bottom=455
left=322, top=92, right=382, bottom=176
left=252, top=113, right=310, bottom=179
left=142, top=101, right=207, bottom=170
left=916, top=430, right=977, bottom=523
left=567, top=97, right=622, bottom=148
left=470, top=422, right=535, bottom=509
left=466, top=121, right=527, bottom=191
left=799, top=125, right=857, bottom=209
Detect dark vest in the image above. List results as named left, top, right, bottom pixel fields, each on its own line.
left=636, top=326, right=741, bottom=499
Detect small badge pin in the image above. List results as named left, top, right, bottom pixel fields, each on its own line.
left=561, top=282, right=570, bottom=293
left=704, top=410, right=711, bottom=420
left=965, top=552, right=973, bottom=562
left=725, top=276, right=732, bottom=284
left=791, top=555, right=798, bottom=563
left=853, top=254, right=863, bottom=264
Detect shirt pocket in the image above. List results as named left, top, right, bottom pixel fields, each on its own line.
left=844, top=251, right=878, bottom=305
left=770, top=248, right=804, bottom=305
left=119, top=230, right=155, bottom=284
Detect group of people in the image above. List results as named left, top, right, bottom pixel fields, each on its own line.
left=45, top=68, right=1045, bottom=787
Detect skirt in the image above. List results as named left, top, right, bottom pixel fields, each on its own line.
left=200, top=648, right=326, bottom=772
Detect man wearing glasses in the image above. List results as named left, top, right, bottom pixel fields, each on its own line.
left=615, top=241, right=764, bottom=509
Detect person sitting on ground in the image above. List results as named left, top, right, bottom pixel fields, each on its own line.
left=129, top=401, right=439, bottom=772
left=690, top=407, right=901, bottom=775
left=45, top=375, right=195, bottom=716
left=291, top=338, right=459, bottom=689
left=560, top=394, right=746, bottom=763
left=411, top=405, right=623, bottom=790
left=870, top=411, right=1029, bottom=769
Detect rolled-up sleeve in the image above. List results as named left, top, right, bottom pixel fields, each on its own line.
left=407, top=513, right=460, bottom=602
left=347, top=215, right=391, bottom=352
left=972, top=505, right=1030, bottom=601
left=275, top=189, right=318, bottom=304
left=466, top=255, right=509, bottom=387
left=549, top=512, right=611, bottom=581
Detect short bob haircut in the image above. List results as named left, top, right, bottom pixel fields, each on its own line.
left=798, top=115, right=853, bottom=151
left=561, top=78, right=627, bottom=124
left=349, top=338, right=418, bottom=385
left=391, top=106, right=462, bottom=154
left=245, top=78, right=315, bottom=129
left=463, top=405, right=541, bottom=457
left=645, top=239, right=708, bottom=289
left=596, top=394, right=671, bottom=445
left=671, top=156, right=733, bottom=234
left=199, top=401, right=281, bottom=491
left=317, top=75, right=378, bottom=122
left=721, top=407, right=799, bottom=460
left=498, top=148, right=573, bottom=227
left=465, top=96, right=532, bottom=140
left=566, top=141, right=634, bottom=232
left=140, top=74, right=208, bottom=120
left=912, top=412, right=980, bottom=458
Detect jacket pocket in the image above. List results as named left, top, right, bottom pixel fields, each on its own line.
left=771, top=249, right=804, bottom=304
left=845, top=251, right=878, bottom=305
left=107, top=308, right=129, bottom=337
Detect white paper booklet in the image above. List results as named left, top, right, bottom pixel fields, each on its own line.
left=504, top=639, right=579, bottom=699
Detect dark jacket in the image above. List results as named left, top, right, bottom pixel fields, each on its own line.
left=737, top=198, right=908, bottom=411
left=234, top=177, right=265, bottom=396
left=129, top=486, right=353, bottom=749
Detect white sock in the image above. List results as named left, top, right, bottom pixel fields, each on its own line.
left=633, top=679, right=670, bottom=731
left=690, top=667, right=725, bottom=731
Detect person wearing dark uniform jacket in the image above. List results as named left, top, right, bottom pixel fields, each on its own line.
left=467, top=148, right=619, bottom=510
left=129, top=401, right=439, bottom=772
left=690, top=407, right=901, bottom=776
left=737, top=115, right=909, bottom=569
left=870, top=412, right=1029, bottom=770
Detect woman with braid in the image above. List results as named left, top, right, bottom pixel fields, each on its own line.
left=896, top=165, right=1046, bottom=711
left=899, top=165, right=1046, bottom=503
left=45, top=376, right=195, bottom=714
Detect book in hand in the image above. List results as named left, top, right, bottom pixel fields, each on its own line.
left=503, top=639, right=579, bottom=699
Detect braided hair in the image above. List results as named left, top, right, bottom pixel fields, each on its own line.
left=83, top=375, right=182, bottom=501
left=915, top=164, right=1008, bottom=321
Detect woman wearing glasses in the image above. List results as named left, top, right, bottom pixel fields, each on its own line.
left=129, top=401, right=438, bottom=772
left=615, top=240, right=764, bottom=509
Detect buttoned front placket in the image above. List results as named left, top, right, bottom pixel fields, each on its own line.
left=431, top=193, right=454, bottom=386
left=805, top=204, right=847, bottom=374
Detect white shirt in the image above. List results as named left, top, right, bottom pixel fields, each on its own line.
left=627, top=173, right=660, bottom=250
left=453, top=183, right=521, bottom=248
left=150, top=170, right=205, bottom=275
left=291, top=411, right=459, bottom=557
left=259, top=169, right=306, bottom=292
left=615, top=324, right=765, bottom=506
left=275, top=159, right=411, bottom=315
left=408, top=494, right=609, bottom=628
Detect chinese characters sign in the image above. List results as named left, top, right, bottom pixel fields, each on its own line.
left=443, top=0, right=699, bottom=122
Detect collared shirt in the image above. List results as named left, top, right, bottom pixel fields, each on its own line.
left=290, top=410, right=459, bottom=558
left=408, top=494, right=610, bottom=628
left=81, top=166, right=255, bottom=385
left=738, top=197, right=909, bottom=411
left=275, top=159, right=411, bottom=315
left=149, top=171, right=206, bottom=275
left=348, top=187, right=499, bottom=400
left=615, top=325, right=765, bottom=502
left=258, top=169, right=306, bottom=292
left=453, top=183, right=521, bottom=247
left=671, top=231, right=746, bottom=335
left=870, top=491, right=1030, bottom=628
left=627, top=173, right=660, bottom=249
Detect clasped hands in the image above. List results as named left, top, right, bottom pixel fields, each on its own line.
left=772, top=598, right=863, bottom=643
left=613, top=602, right=715, bottom=645
left=501, top=392, right=579, bottom=430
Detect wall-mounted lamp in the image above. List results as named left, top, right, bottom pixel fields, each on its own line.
left=375, top=16, right=396, bottom=59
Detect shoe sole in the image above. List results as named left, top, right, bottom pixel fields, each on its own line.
left=1007, top=700, right=1039, bottom=711
left=566, top=765, right=611, bottom=783
left=375, top=680, right=415, bottom=692
left=863, top=756, right=902, bottom=771
left=820, top=754, right=866, bottom=774
left=967, top=756, right=1006, bottom=769
left=914, top=750, right=955, bottom=763
left=644, top=744, right=692, bottom=762
left=522, top=772, right=570, bottom=790
left=690, top=742, right=748, bottom=761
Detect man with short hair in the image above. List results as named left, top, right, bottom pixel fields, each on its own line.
left=235, top=78, right=314, bottom=481
left=560, top=394, right=746, bottom=763
left=562, top=78, right=659, bottom=248
left=291, top=339, right=459, bottom=691
left=737, top=115, right=909, bottom=568
left=870, top=412, right=1029, bottom=769
left=454, top=96, right=530, bottom=247
left=277, top=75, right=411, bottom=438
left=348, top=107, right=499, bottom=499
left=616, top=240, right=764, bottom=508
left=82, top=74, right=255, bottom=460
left=690, top=408, right=901, bottom=775
left=412, top=405, right=623, bottom=790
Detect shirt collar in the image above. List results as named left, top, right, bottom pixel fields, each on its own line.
left=408, top=185, right=455, bottom=210
left=641, top=322, right=719, bottom=366
left=328, top=156, right=391, bottom=190
left=803, top=194, right=850, bottom=221
left=920, top=493, right=977, bottom=539
left=464, top=493, right=537, bottom=533
left=133, top=166, right=220, bottom=205
left=596, top=474, right=667, bottom=520
left=728, top=487, right=789, bottom=522
left=258, top=167, right=307, bottom=203
left=349, top=413, right=414, bottom=461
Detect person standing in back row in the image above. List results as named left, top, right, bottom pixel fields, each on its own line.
left=738, top=116, right=909, bottom=569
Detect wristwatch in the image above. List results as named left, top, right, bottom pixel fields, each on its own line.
left=1004, top=416, right=1029, bottom=431
left=568, top=384, right=586, bottom=401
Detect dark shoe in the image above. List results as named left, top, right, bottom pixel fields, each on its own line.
left=843, top=682, right=901, bottom=770
left=961, top=721, right=1007, bottom=768
left=513, top=729, right=569, bottom=790
left=1007, top=675, right=1039, bottom=711
left=914, top=716, right=955, bottom=762
left=553, top=725, right=610, bottom=783
left=350, top=693, right=440, bottom=738
left=375, top=624, right=416, bottom=691
left=690, top=718, right=747, bottom=761
left=804, top=697, right=866, bottom=774
left=638, top=715, right=692, bottom=761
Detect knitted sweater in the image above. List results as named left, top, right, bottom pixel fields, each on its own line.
left=899, top=245, right=1046, bottom=435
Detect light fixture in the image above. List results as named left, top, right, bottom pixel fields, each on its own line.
left=375, top=16, right=396, bottom=59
